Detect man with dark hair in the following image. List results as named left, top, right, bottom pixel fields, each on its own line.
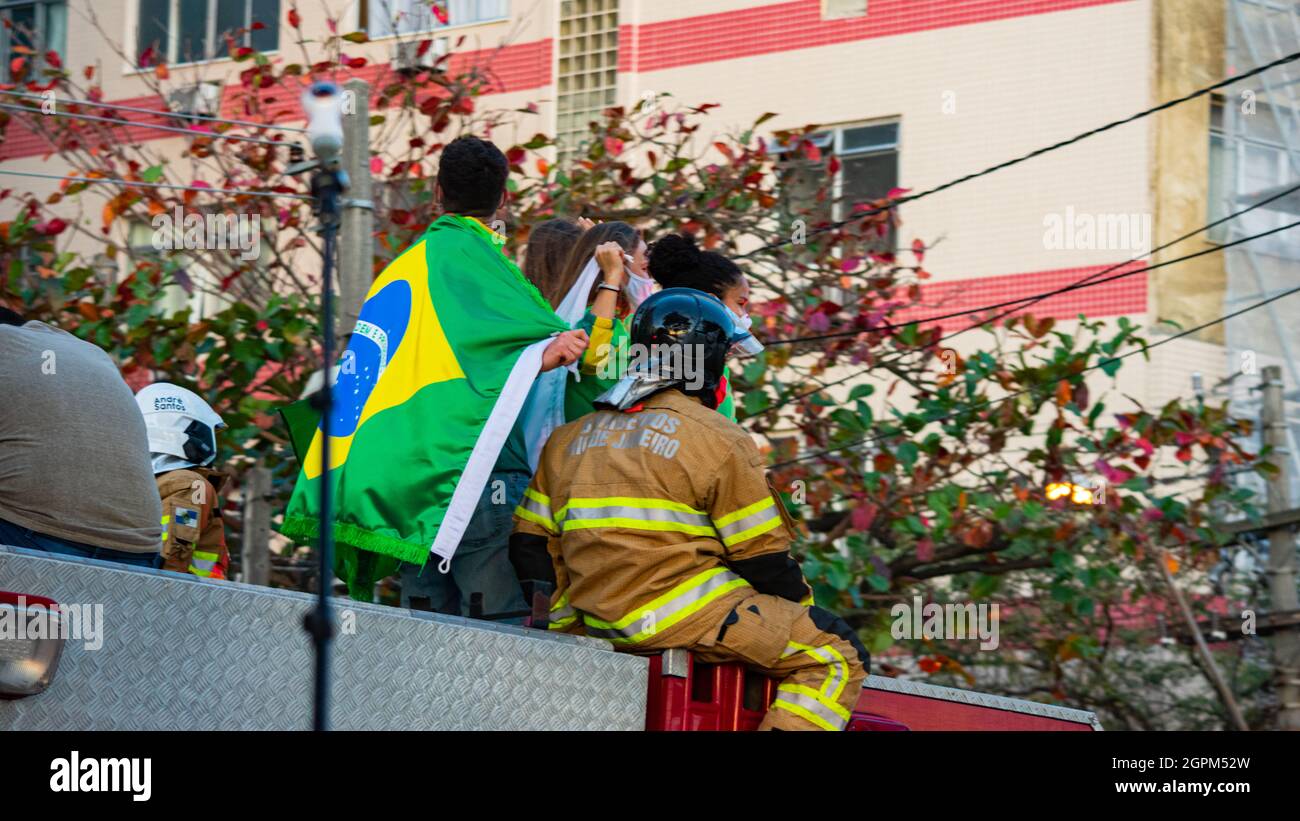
left=287, top=135, right=589, bottom=614
left=0, top=312, right=164, bottom=567
left=435, top=135, right=510, bottom=217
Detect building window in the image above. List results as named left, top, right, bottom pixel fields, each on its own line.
left=136, top=0, right=280, bottom=67
left=774, top=120, right=900, bottom=250
left=362, top=0, right=508, bottom=37
left=1210, top=95, right=1300, bottom=251
left=823, top=0, right=867, bottom=20
left=556, top=0, right=619, bottom=157
left=0, top=0, right=67, bottom=82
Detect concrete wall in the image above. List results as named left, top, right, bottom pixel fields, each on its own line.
left=1150, top=0, right=1227, bottom=344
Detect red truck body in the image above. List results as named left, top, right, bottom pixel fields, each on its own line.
left=645, top=649, right=1102, bottom=731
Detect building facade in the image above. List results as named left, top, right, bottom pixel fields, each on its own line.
left=1, top=0, right=1295, bottom=496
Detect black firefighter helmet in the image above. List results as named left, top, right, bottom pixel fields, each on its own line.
left=609, top=287, right=741, bottom=409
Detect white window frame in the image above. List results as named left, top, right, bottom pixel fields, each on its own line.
left=360, top=0, right=510, bottom=40
left=0, top=0, right=67, bottom=82
left=132, top=0, right=279, bottom=69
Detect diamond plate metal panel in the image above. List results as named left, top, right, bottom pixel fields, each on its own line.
left=0, top=548, right=647, bottom=730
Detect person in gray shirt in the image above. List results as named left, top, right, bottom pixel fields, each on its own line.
left=0, top=306, right=163, bottom=568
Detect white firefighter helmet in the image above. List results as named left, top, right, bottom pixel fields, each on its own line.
left=135, top=383, right=226, bottom=474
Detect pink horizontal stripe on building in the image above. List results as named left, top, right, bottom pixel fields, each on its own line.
left=888, top=262, right=1147, bottom=328
left=0, top=39, right=553, bottom=161
left=619, top=0, right=1134, bottom=73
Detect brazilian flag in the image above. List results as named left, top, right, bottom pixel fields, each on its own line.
left=281, top=214, right=567, bottom=598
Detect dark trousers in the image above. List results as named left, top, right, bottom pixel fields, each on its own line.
left=0, top=516, right=163, bottom=569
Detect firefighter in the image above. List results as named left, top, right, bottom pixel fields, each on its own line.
left=134, top=383, right=231, bottom=580
left=510, top=288, right=869, bottom=731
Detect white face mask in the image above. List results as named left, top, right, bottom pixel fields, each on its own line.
left=624, top=266, right=657, bottom=310
left=729, top=309, right=763, bottom=357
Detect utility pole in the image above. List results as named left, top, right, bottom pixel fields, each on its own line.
left=241, top=465, right=271, bottom=587
left=1261, top=365, right=1300, bottom=730
left=340, top=78, right=375, bottom=337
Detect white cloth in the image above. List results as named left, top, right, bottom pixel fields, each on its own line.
left=519, top=256, right=603, bottom=471
left=429, top=337, right=551, bottom=571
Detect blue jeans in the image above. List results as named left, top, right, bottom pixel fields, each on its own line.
left=0, top=516, right=163, bottom=569
left=399, top=471, right=529, bottom=621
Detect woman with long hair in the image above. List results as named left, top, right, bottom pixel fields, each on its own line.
left=521, top=218, right=585, bottom=295
left=545, top=221, right=654, bottom=420
left=646, top=233, right=752, bottom=420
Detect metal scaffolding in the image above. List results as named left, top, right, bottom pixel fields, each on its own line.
left=1221, top=0, right=1300, bottom=505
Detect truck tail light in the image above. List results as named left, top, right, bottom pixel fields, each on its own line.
left=0, top=591, right=65, bottom=698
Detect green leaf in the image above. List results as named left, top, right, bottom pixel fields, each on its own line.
left=742, top=389, right=770, bottom=415
left=897, top=441, right=919, bottom=468
left=970, top=575, right=1000, bottom=599
left=141, top=165, right=164, bottom=183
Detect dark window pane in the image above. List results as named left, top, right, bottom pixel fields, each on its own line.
left=841, top=123, right=898, bottom=153
left=214, top=0, right=245, bottom=53
left=9, top=4, right=36, bottom=52
left=137, top=0, right=170, bottom=66
left=840, top=151, right=898, bottom=250
left=177, top=0, right=208, bottom=63
left=250, top=0, right=280, bottom=52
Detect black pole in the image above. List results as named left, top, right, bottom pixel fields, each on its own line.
left=305, top=167, right=346, bottom=732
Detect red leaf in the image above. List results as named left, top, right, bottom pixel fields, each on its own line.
left=851, top=503, right=879, bottom=532
left=432, top=2, right=450, bottom=24
left=287, top=8, right=301, bottom=28
left=44, top=50, right=61, bottom=69
left=915, top=538, right=934, bottom=562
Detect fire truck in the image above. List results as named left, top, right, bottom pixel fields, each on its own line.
left=0, top=546, right=1101, bottom=731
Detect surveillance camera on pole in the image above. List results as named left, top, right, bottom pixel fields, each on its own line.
left=299, top=80, right=350, bottom=733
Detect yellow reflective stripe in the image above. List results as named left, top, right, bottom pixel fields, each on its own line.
left=772, top=698, right=839, bottom=731
left=515, top=505, right=557, bottom=533
left=516, top=488, right=556, bottom=532
left=783, top=641, right=849, bottom=702
left=583, top=567, right=750, bottom=644
left=549, top=591, right=575, bottom=621
left=779, top=684, right=851, bottom=721
left=720, top=515, right=782, bottom=548
left=800, top=594, right=815, bottom=607
left=586, top=566, right=729, bottom=631
left=563, top=517, right=717, bottom=536
left=821, top=645, right=849, bottom=700
left=161, top=515, right=171, bottom=525
left=557, top=496, right=709, bottom=520
left=548, top=615, right=576, bottom=629
left=714, top=497, right=774, bottom=528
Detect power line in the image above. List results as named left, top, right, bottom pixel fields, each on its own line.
left=761, top=184, right=1300, bottom=411
left=0, top=168, right=313, bottom=201
left=768, top=216, right=1300, bottom=346
left=0, top=88, right=308, bottom=133
left=769, top=280, right=1300, bottom=469
left=738, top=47, right=1300, bottom=261
left=0, top=102, right=290, bottom=147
